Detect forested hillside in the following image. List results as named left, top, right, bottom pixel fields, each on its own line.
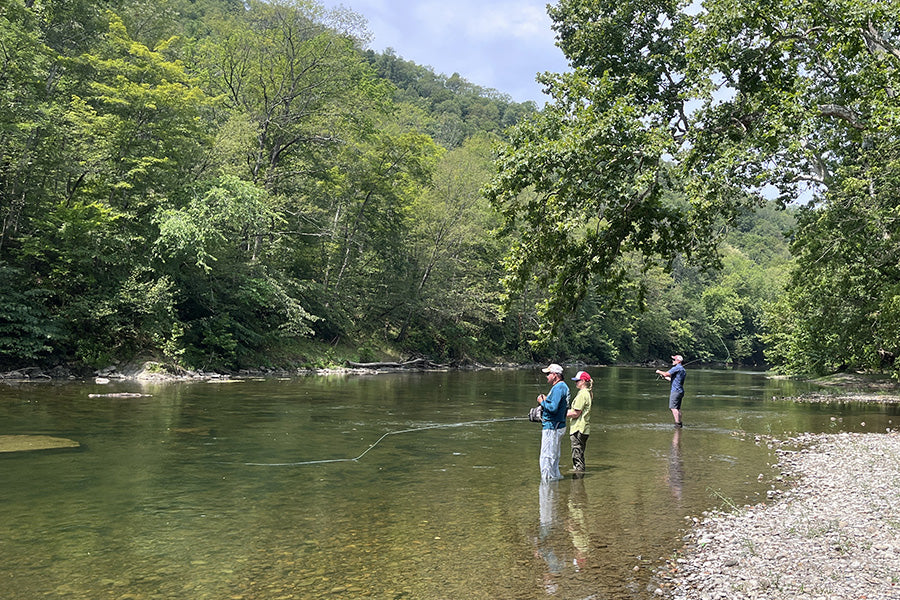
left=3, top=0, right=885, bottom=377
left=0, top=0, right=529, bottom=370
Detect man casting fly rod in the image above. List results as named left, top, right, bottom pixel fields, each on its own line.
left=655, top=355, right=687, bottom=428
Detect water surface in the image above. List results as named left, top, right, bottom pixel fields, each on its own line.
left=1, top=367, right=897, bottom=599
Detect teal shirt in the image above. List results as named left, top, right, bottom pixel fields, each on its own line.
left=541, top=381, right=570, bottom=430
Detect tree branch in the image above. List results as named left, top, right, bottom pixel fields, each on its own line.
left=862, top=20, right=900, bottom=61
left=818, top=104, right=866, bottom=129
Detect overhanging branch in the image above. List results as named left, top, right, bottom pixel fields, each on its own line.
left=818, top=104, right=866, bottom=129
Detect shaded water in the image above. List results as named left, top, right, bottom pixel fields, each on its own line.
left=1, top=367, right=898, bottom=599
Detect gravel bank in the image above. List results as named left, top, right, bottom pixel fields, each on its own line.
left=657, top=431, right=900, bottom=599
left=779, top=392, right=900, bottom=404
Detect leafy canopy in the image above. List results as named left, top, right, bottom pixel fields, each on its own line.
left=486, top=0, right=900, bottom=368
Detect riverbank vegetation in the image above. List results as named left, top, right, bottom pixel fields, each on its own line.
left=1, top=0, right=898, bottom=379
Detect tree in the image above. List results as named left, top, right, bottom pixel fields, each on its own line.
left=0, top=0, right=58, bottom=256
left=486, top=0, right=900, bottom=373
left=0, top=265, right=56, bottom=362
left=763, top=153, right=900, bottom=375
left=198, top=0, right=384, bottom=191
left=394, top=133, right=508, bottom=360
left=306, top=109, right=440, bottom=340
left=365, top=48, right=538, bottom=148
left=64, top=13, right=211, bottom=209
left=154, top=175, right=315, bottom=368
left=683, top=0, right=900, bottom=376
left=484, top=0, right=722, bottom=348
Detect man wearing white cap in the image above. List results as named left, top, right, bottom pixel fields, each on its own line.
left=537, top=363, right=570, bottom=481
left=655, top=355, right=686, bottom=427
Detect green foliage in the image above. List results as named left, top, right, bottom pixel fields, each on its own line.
left=0, top=0, right=831, bottom=374
left=15, top=199, right=157, bottom=365
left=764, top=151, right=900, bottom=376
left=0, top=265, right=56, bottom=361
left=511, top=200, right=795, bottom=366
left=689, top=0, right=900, bottom=377
left=485, top=1, right=730, bottom=348
left=0, top=1, right=62, bottom=256
left=394, top=133, right=509, bottom=361
left=484, top=0, right=900, bottom=377
left=64, top=13, right=211, bottom=207
left=198, top=0, right=387, bottom=190
left=155, top=175, right=282, bottom=270
left=154, top=175, right=316, bottom=368
left=366, top=49, right=538, bottom=148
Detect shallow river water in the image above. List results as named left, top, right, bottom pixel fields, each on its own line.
left=1, top=367, right=898, bottom=599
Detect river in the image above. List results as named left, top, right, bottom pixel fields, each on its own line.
left=1, top=367, right=897, bottom=599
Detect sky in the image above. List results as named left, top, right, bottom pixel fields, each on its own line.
left=317, top=0, right=570, bottom=104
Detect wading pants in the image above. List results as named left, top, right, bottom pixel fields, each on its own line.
left=570, top=431, right=589, bottom=472
left=540, top=427, right=566, bottom=481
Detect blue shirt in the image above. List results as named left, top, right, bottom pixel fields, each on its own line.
left=541, top=381, right=570, bottom=430
left=669, top=363, right=686, bottom=394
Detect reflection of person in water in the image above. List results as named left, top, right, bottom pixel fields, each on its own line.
left=535, top=481, right=563, bottom=594
left=566, top=476, right=590, bottom=572
left=534, top=478, right=593, bottom=594
left=666, top=426, right=684, bottom=501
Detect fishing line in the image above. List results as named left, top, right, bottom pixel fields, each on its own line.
left=241, top=416, right=525, bottom=466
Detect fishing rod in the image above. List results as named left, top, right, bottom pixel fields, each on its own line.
left=241, top=416, right=525, bottom=467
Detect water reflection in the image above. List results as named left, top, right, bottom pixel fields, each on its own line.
left=567, top=477, right=590, bottom=572
left=534, top=476, right=591, bottom=596
left=666, top=427, right=684, bottom=502
left=536, top=481, right=564, bottom=594
left=533, top=476, right=595, bottom=596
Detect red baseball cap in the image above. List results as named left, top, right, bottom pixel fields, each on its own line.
left=571, top=370, right=591, bottom=381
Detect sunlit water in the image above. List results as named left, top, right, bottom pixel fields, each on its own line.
left=1, top=367, right=898, bottom=599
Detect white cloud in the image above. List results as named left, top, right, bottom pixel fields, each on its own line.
left=471, top=6, right=551, bottom=39
left=411, top=2, right=551, bottom=41
left=318, top=0, right=567, bottom=102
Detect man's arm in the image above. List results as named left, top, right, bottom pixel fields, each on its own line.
left=542, top=384, right=566, bottom=411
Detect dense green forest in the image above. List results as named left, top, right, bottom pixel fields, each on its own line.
left=1, top=0, right=898, bottom=378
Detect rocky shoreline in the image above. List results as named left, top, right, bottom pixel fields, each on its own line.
left=778, top=391, right=900, bottom=404
left=656, top=430, right=900, bottom=599
left=0, top=360, right=471, bottom=383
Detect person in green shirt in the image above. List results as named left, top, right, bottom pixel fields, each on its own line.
left=567, top=370, right=592, bottom=476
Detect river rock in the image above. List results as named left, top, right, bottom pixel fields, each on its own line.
left=0, top=435, right=80, bottom=452
left=661, top=432, right=900, bottom=600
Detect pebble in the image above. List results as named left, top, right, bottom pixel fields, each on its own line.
left=658, top=432, right=900, bottom=600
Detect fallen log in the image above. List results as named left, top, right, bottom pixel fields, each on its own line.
left=345, top=358, right=432, bottom=369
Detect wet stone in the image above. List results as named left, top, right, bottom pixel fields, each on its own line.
left=0, top=435, right=79, bottom=452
